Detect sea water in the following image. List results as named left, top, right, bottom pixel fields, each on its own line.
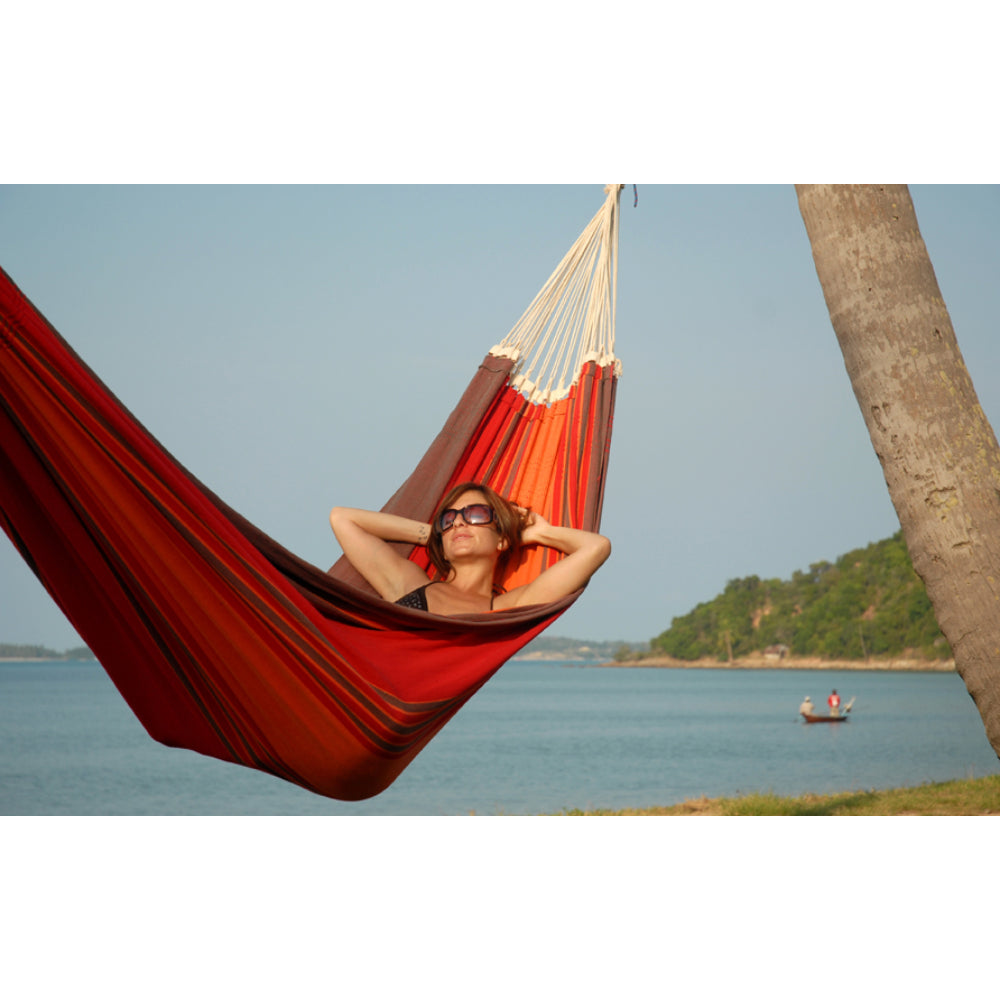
left=2, top=659, right=998, bottom=815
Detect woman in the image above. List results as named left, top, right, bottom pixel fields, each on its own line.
left=329, top=482, right=611, bottom=616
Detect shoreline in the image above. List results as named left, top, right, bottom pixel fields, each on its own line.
left=515, top=653, right=956, bottom=672
left=8, top=653, right=956, bottom=673
left=0, top=657, right=95, bottom=662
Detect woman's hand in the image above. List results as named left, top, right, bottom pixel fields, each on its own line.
left=516, top=506, right=550, bottom=546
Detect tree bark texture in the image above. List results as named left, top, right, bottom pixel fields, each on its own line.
left=796, top=184, right=1000, bottom=757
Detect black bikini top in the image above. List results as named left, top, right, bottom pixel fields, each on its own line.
left=394, top=582, right=496, bottom=612
left=395, top=584, right=431, bottom=611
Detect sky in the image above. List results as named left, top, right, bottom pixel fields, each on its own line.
left=3, top=183, right=999, bottom=648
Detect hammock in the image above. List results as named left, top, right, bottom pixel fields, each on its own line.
left=0, top=185, right=624, bottom=801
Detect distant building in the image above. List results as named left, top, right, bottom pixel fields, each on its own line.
left=764, top=644, right=790, bottom=660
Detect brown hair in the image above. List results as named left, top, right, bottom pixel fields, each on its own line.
left=426, top=481, right=524, bottom=584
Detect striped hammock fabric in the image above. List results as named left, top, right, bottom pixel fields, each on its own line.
left=0, top=185, right=624, bottom=801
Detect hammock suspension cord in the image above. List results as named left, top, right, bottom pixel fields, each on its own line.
left=493, top=184, right=623, bottom=405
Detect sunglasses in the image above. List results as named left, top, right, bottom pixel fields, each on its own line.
left=436, top=503, right=496, bottom=533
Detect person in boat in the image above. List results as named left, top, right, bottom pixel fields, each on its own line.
left=799, top=695, right=815, bottom=718
left=828, top=689, right=842, bottom=717
left=329, top=481, right=611, bottom=616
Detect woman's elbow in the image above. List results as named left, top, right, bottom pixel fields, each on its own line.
left=582, top=534, right=611, bottom=572
left=595, top=534, right=612, bottom=566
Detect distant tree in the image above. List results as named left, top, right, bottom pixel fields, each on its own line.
left=0, top=643, right=60, bottom=659
left=797, top=184, right=1000, bottom=757
left=64, top=646, right=96, bottom=660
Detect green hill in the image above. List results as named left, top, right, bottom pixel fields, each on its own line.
left=650, top=531, right=948, bottom=662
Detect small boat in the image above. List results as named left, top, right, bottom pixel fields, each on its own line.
left=802, top=712, right=849, bottom=724
left=801, top=696, right=856, bottom=724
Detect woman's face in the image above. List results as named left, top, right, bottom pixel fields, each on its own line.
left=439, top=489, right=503, bottom=561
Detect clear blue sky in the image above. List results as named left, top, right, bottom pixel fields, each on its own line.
left=3, top=184, right=999, bottom=647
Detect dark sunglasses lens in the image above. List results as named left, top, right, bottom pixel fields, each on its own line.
left=465, top=504, right=493, bottom=525
left=437, top=504, right=494, bottom=531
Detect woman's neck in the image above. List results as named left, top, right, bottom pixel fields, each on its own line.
left=443, top=562, right=496, bottom=598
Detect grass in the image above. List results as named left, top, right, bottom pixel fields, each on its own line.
left=559, top=774, right=1000, bottom=816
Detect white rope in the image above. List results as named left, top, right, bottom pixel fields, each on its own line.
left=492, top=184, right=623, bottom=404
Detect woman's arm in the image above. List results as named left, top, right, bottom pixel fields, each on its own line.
left=496, top=510, right=611, bottom=609
left=329, top=507, right=431, bottom=601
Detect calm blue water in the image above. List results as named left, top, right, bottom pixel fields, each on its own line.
left=2, top=659, right=998, bottom=814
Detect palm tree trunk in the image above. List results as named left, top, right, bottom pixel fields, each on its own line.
left=796, top=184, right=1000, bottom=757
